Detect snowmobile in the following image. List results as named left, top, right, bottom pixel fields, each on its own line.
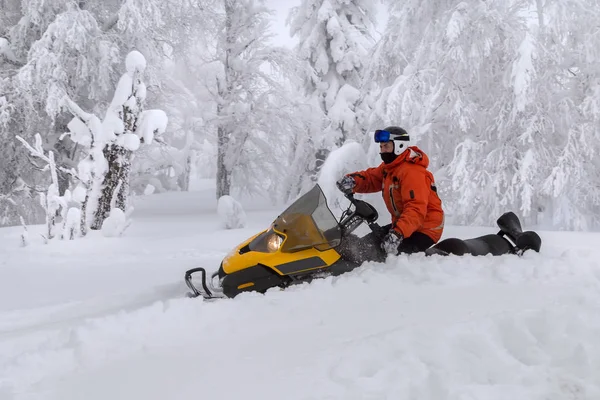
left=184, top=184, right=542, bottom=300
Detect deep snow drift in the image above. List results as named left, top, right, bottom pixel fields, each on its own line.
left=1, top=180, right=600, bottom=400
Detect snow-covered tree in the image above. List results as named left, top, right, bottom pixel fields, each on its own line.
left=136, top=62, right=209, bottom=195
left=0, top=2, right=125, bottom=227
left=0, top=0, right=21, bottom=37
left=15, top=133, right=72, bottom=241
left=440, top=0, right=600, bottom=229
left=0, top=0, right=207, bottom=227
left=367, top=0, right=557, bottom=226
left=60, top=51, right=167, bottom=234
left=94, top=51, right=150, bottom=228
left=531, top=0, right=600, bottom=229
left=0, top=0, right=84, bottom=226
left=367, top=0, right=600, bottom=230
left=429, top=0, right=532, bottom=224
left=288, top=0, right=377, bottom=178
left=199, top=0, right=305, bottom=200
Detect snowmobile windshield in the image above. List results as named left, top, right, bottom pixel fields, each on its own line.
left=272, top=185, right=342, bottom=253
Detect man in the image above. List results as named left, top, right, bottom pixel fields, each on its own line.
left=336, top=126, right=444, bottom=256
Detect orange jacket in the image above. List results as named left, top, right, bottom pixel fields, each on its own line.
left=347, top=146, right=444, bottom=242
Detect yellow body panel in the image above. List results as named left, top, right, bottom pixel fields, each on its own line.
left=237, top=282, right=255, bottom=290
left=222, top=229, right=341, bottom=276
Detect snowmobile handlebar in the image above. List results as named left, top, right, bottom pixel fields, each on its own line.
left=340, top=192, right=385, bottom=238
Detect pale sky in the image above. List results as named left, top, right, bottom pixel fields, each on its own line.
left=265, top=0, right=388, bottom=48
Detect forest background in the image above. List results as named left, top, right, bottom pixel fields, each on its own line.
left=1, top=0, right=599, bottom=234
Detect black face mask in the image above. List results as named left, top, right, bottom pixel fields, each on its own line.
left=380, top=152, right=398, bottom=164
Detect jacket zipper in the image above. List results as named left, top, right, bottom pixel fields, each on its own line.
left=389, top=186, right=399, bottom=216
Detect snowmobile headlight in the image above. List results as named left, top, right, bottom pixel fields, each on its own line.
left=266, top=233, right=284, bottom=252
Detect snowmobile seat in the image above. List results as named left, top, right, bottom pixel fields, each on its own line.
left=425, top=234, right=513, bottom=256
left=496, top=211, right=542, bottom=253
left=425, top=211, right=542, bottom=257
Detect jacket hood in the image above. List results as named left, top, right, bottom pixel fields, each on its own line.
left=382, top=146, right=429, bottom=170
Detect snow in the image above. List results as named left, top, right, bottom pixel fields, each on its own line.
left=100, top=208, right=128, bottom=237
left=118, top=132, right=141, bottom=151
left=317, top=0, right=334, bottom=23
left=144, top=184, right=156, bottom=195
left=328, top=84, right=361, bottom=131
left=66, top=116, right=92, bottom=147
left=1, top=182, right=600, bottom=399
left=217, top=195, right=247, bottom=229
left=136, top=81, right=147, bottom=102
left=76, top=151, right=107, bottom=184
left=72, top=185, right=87, bottom=203
left=317, top=141, right=370, bottom=216
left=19, top=217, right=29, bottom=247
left=125, top=50, right=147, bottom=75
left=512, top=31, right=536, bottom=112
left=136, top=110, right=169, bottom=143
left=0, top=95, right=10, bottom=127
left=107, top=74, right=133, bottom=113
left=61, top=207, right=81, bottom=240
left=0, top=37, right=9, bottom=56
left=446, top=3, right=468, bottom=43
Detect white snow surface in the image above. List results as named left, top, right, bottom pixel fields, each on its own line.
left=1, top=179, right=600, bottom=400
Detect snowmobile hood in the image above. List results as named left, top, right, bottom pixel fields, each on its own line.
left=382, top=146, right=429, bottom=170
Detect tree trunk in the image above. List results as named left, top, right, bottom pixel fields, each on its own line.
left=91, top=144, right=132, bottom=229
left=535, top=0, right=544, bottom=29
left=80, top=192, right=89, bottom=237
left=215, top=0, right=234, bottom=200
left=178, top=131, right=194, bottom=191
left=216, top=124, right=231, bottom=198
left=57, top=169, right=70, bottom=196
left=178, top=153, right=192, bottom=191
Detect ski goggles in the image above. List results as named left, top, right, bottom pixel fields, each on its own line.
left=374, top=129, right=408, bottom=143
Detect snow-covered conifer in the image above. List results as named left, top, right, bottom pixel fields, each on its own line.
left=288, top=0, right=376, bottom=178
left=198, top=0, right=304, bottom=200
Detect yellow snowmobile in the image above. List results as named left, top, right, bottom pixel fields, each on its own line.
left=184, top=184, right=382, bottom=299
left=184, top=184, right=541, bottom=300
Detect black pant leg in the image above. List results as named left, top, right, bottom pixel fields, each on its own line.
left=397, top=232, right=435, bottom=254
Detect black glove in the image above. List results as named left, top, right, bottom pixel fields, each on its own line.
left=336, top=175, right=356, bottom=195
left=381, top=229, right=403, bottom=254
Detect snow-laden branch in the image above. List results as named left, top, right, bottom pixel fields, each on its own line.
left=15, top=133, right=70, bottom=240
left=136, top=110, right=169, bottom=144
left=0, top=37, right=22, bottom=65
